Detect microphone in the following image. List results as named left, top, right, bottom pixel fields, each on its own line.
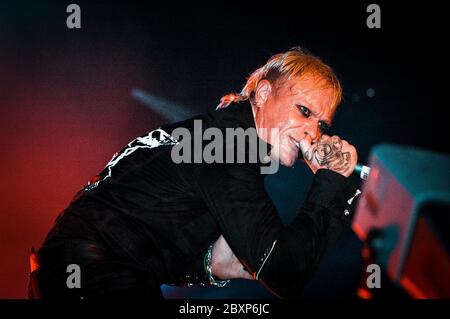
left=354, top=163, right=371, bottom=180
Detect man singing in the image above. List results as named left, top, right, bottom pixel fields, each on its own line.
left=30, top=47, right=359, bottom=299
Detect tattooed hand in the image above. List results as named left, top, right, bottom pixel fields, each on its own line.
left=299, top=134, right=357, bottom=177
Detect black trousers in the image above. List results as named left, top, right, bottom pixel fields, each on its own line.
left=28, top=238, right=163, bottom=299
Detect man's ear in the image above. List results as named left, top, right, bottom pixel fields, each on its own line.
left=254, top=80, right=272, bottom=107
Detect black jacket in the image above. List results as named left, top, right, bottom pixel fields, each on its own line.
left=43, top=100, right=358, bottom=298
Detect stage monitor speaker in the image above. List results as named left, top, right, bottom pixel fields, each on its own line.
left=352, top=144, right=450, bottom=298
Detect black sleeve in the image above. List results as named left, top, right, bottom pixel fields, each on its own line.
left=170, top=249, right=210, bottom=286
left=195, top=164, right=359, bottom=298
left=172, top=246, right=229, bottom=287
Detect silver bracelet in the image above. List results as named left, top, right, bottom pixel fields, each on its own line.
left=204, top=244, right=230, bottom=288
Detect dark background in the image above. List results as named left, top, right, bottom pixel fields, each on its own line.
left=0, top=0, right=448, bottom=298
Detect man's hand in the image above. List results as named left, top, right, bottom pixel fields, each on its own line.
left=211, top=235, right=253, bottom=280
left=299, top=134, right=358, bottom=177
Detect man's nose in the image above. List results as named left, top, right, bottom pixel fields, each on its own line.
left=303, top=119, right=319, bottom=143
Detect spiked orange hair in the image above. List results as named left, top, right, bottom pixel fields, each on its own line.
left=217, top=47, right=342, bottom=111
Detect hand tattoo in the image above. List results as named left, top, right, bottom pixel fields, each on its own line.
left=304, top=148, right=314, bottom=162
left=303, top=136, right=351, bottom=174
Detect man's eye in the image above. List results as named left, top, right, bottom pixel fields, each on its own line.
left=319, top=121, right=331, bottom=134
left=297, top=105, right=310, bottom=118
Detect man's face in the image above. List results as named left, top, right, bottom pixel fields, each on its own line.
left=254, top=75, right=337, bottom=167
